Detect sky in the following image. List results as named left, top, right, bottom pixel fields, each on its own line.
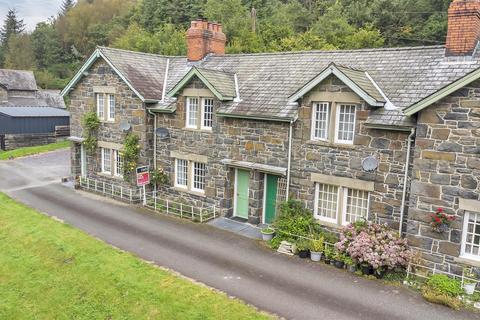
left=0, top=0, right=64, bottom=31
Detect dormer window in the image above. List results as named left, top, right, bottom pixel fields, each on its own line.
left=311, top=102, right=357, bottom=145
left=185, top=96, right=214, bottom=130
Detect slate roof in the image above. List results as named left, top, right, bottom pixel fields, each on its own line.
left=86, top=46, right=480, bottom=123
left=364, top=109, right=415, bottom=129
left=1, top=91, right=66, bottom=109
left=0, top=69, right=37, bottom=91
left=335, top=65, right=385, bottom=103
left=0, top=106, right=70, bottom=117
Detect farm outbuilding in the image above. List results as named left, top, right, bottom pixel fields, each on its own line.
left=0, top=106, right=70, bottom=150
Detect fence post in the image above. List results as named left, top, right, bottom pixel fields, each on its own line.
left=87, top=178, right=89, bottom=189
left=192, top=206, right=195, bottom=221
left=129, top=189, right=132, bottom=203
left=102, top=182, right=105, bottom=194
left=213, top=205, right=216, bottom=219
left=180, top=203, right=183, bottom=219
left=154, top=192, right=157, bottom=210
left=94, top=180, right=97, bottom=192
left=200, top=207, right=203, bottom=223
left=167, top=199, right=169, bottom=215
left=120, top=186, right=123, bottom=199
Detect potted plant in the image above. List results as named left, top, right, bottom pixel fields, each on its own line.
left=344, top=256, right=357, bottom=273
left=464, top=267, right=478, bottom=295
left=324, top=246, right=334, bottom=264
left=309, top=237, right=324, bottom=262
left=360, top=263, right=374, bottom=275
left=261, top=227, right=275, bottom=241
left=296, top=239, right=310, bottom=258
left=333, top=251, right=345, bottom=269
left=430, top=208, right=456, bottom=233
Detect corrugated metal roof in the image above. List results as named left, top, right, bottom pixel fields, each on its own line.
left=0, top=106, right=70, bottom=117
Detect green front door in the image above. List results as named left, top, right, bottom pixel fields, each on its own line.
left=264, top=174, right=279, bottom=224
left=235, top=169, right=249, bottom=219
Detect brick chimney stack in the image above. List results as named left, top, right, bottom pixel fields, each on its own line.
left=446, top=0, right=480, bottom=56
left=186, top=19, right=226, bottom=61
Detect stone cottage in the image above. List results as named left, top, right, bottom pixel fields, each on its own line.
left=62, top=0, right=480, bottom=272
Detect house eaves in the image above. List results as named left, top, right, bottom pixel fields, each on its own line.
left=60, top=49, right=151, bottom=103
left=404, top=67, right=480, bottom=116
left=167, top=67, right=235, bottom=101
left=288, top=63, right=385, bottom=107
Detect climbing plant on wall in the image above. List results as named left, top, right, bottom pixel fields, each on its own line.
left=122, top=133, right=140, bottom=178
left=81, top=111, right=100, bottom=154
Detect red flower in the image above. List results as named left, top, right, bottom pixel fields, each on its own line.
left=434, top=216, right=441, bottom=223
left=437, top=208, right=443, bottom=213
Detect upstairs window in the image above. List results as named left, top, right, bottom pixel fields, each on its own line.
left=108, top=94, right=115, bottom=121
left=336, top=104, right=356, bottom=144
left=96, top=93, right=104, bottom=119
left=186, top=97, right=199, bottom=128
left=201, top=98, right=214, bottom=130
left=312, top=102, right=330, bottom=140
left=185, top=97, right=214, bottom=130
left=310, top=102, right=358, bottom=145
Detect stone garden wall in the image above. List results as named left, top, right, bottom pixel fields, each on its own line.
left=3, top=133, right=63, bottom=150
left=406, top=80, right=480, bottom=273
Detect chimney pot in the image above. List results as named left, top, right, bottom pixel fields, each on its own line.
left=186, top=20, right=226, bottom=61
left=446, top=0, right=480, bottom=56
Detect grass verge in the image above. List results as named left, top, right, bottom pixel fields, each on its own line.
left=0, top=140, right=70, bottom=160
left=0, top=193, right=272, bottom=320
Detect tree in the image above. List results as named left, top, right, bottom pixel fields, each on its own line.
left=4, top=34, right=35, bottom=70
left=31, top=22, right=64, bottom=69
left=60, top=0, right=76, bottom=16
left=0, top=9, right=25, bottom=46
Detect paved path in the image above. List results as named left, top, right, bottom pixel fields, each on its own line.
left=1, top=150, right=478, bottom=320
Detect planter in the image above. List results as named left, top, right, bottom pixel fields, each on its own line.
left=347, top=265, right=357, bottom=273
left=333, top=260, right=345, bottom=269
left=324, top=258, right=331, bottom=265
left=432, top=223, right=450, bottom=234
left=298, top=250, right=309, bottom=259
left=374, top=270, right=386, bottom=279
left=261, top=232, right=274, bottom=241
left=310, top=251, right=322, bottom=262
left=360, top=265, right=374, bottom=275
left=464, top=282, right=477, bottom=295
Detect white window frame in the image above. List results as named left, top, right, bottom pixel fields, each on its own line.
left=174, top=159, right=188, bottom=189
left=314, top=183, right=339, bottom=224
left=342, top=188, right=369, bottom=226
left=107, top=94, right=115, bottom=121
left=186, top=97, right=199, bottom=129
left=96, top=93, right=105, bottom=119
left=201, top=98, right=214, bottom=130
left=335, top=104, right=357, bottom=144
left=461, top=211, right=480, bottom=262
left=311, top=102, right=330, bottom=141
left=101, top=147, right=111, bottom=174
left=113, top=150, right=123, bottom=177
left=191, top=162, right=206, bottom=193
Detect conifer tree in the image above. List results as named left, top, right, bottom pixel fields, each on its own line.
left=0, top=9, right=25, bottom=46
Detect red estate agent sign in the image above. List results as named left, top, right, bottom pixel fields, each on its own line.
left=136, top=166, right=150, bottom=187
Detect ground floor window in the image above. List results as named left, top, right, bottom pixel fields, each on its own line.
left=461, top=211, right=480, bottom=261
left=100, top=147, right=123, bottom=178
left=174, top=158, right=206, bottom=193
left=314, top=183, right=369, bottom=226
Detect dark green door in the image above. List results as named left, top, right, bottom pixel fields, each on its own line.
left=235, top=169, right=249, bottom=219
left=264, top=175, right=279, bottom=224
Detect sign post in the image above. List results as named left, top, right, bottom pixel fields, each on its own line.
left=136, top=166, right=150, bottom=205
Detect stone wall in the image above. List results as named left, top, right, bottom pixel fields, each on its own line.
left=289, top=76, right=412, bottom=227
left=406, top=81, right=480, bottom=272
left=68, top=59, right=153, bottom=188
left=155, top=77, right=290, bottom=223
left=2, top=133, right=63, bottom=150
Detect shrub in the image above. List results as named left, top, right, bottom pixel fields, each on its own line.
left=309, top=237, right=324, bottom=253
left=422, top=275, right=463, bottom=310
left=425, top=274, right=463, bottom=297
left=335, top=221, right=411, bottom=270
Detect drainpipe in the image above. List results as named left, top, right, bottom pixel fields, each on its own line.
left=147, top=108, right=157, bottom=171
left=285, top=118, right=295, bottom=201
left=399, top=127, right=415, bottom=235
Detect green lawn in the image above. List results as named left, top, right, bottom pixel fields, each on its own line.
left=0, top=140, right=70, bottom=160
left=0, top=193, right=272, bottom=320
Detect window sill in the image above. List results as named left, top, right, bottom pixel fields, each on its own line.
left=306, top=140, right=356, bottom=150
left=98, top=172, right=123, bottom=180
left=183, top=127, right=213, bottom=133
left=314, top=219, right=341, bottom=230
left=455, top=256, right=480, bottom=267
left=172, top=186, right=206, bottom=198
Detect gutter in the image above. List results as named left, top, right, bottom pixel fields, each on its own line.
left=398, top=127, right=415, bottom=235
left=216, top=112, right=294, bottom=123
left=285, top=118, right=295, bottom=201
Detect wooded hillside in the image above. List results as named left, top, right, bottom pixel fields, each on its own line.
left=0, top=0, right=450, bottom=89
